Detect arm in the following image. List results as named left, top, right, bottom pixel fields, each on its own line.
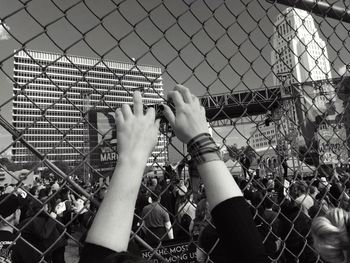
left=196, top=247, right=206, bottom=263
left=163, top=85, right=267, bottom=262
left=85, top=91, right=160, bottom=253
left=163, top=85, right=243, bottom=210
left=164, top=221, right=174, bottom=240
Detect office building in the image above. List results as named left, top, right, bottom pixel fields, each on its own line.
left=269, top=8, right=343, bottom=166
left=271, top=7, right=334, bottom=123
left=251, top=8, right=337, bottom=168
left=12, top=49, right=167, bottom=168
left=271, top=7, right=332, bottom=86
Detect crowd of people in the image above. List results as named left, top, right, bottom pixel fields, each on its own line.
left=0, top=175, right=101, bottom=263
left=135, top=165, right=350, bottom=263
left=0, top=86, right=350, bottom=263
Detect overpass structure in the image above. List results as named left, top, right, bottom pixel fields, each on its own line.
left=200, top=78, right=342, bottom=127
left=200, top=87, right=281, bottom=127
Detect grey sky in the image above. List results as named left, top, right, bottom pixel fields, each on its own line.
left=0, top=0, right=349, bottom=156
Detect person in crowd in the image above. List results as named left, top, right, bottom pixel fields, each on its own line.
left=0, top=193, right=44, bottom=263
left=309, top=184, right=319, bottom=201
left=293, top=181, right=314, bottom=217
left=79, top=86, right=268, bottom=262
left=73, top=195, right=91, bottom=229
left=56, top=187, right=73, bottom=234
left=248, top=190, right=281, bottom=260
left=51, top=181, right=60, bottom=193
left=279, top=198, right=317, bottom=263
left=191, top=191, right=210, bottom=239
left=38, top=187, right=51, bottom=201
left=148, top=178, right=158, bottom=194
left=19, top=198, right=67, bottom=263
left=159, top=178, right=176, bottom=224
left=29, top=186, right=39, bottom=198
left=0, top=194, right=21, bottom=262
left=97, top=186, right=107, bottom=202
left=311, top=207, right=350, bottom=263
left=141, top=190, right=174, bottom=245
left=261, top=195, right=281, bottom=259
left=175, top=186, right=196, bottom=240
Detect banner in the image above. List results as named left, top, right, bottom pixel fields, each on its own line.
left=318, top=127, right=348, bottom=164
left=88, top=110, right=118, bottom=173
left=141, top=240, right=197, bottom=263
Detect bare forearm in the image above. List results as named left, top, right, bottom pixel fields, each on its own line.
left=197, top=160, right=242, bottom=211
left=86, top=156, right=145, bottom=252
left=165, top=221, right=174, bottom=239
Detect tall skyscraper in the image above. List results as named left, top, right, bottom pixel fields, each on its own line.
left=250, top=8, right=338, bottom=170
left=12, top=49, right=167, bottom=168
left=271, top=8, right=334, bottom=123
left=271, top=7, right=332, bottom=86
left=270, top=8, right=339, bottom=166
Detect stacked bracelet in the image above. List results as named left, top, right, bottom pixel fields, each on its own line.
left=187, top=133, right=221, bottom=166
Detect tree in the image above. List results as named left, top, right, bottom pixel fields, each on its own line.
left=0, top=157, right=22, bottom=172
left=21, top=162, right=39, bottom=171
left=41, top=161, right=71, bottom=181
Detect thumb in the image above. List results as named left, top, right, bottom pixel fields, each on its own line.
left=163, top=104, right=175, bottom=127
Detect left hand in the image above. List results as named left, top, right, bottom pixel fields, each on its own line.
left=115, top=91, right=160, bottom=163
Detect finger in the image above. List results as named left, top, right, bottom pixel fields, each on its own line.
left=168, top=90, right=185, bottom=108
left=193, top=95, right=201, bottom=107
left=175, top=84, right=193, bottom=103
left=145, top=106, right=156, bottom=120
left=163, top=104, right=175, bottom=127
left=133, top=91, right=143, bottom=116
left=115, top=108, right=124, bottom=124
left=121, top=104, right=133, bottom=119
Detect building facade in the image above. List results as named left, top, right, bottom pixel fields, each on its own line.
left=12, top=49, right=167, bottom=168
left=271, top=7, right=334, bottom=129
left=271, top=7, right=332, bottom=86
left=250, top=8, right=339, bottom=171
left=250, top=124, right=277, bottom=150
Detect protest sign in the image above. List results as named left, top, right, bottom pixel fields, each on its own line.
left=141, top=240, right=197, bottom=263
left=88, top=110, right=118, bottom=173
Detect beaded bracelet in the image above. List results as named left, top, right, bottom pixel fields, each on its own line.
left=187, top=133, right=221, bottom=166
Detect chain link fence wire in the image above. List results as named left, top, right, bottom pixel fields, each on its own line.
left=0, top=0, right=349, bottom=262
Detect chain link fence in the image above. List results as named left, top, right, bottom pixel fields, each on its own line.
left=0, top=0, right=349, bottom=262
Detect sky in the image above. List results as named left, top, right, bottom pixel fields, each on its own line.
left=0, top=0, right=349, bottom=159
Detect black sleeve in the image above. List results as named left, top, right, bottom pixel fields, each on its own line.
left=79, top=243, right=147, bottom=263
left=211, top=197, right=269, bottom=263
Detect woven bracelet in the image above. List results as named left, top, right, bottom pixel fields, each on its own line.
left=187, top=133, right=221, bottom=166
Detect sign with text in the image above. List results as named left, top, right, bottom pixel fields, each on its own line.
left=89, top=110, right=118, bottom=173
left=141, top=241, right=197, bottom=263
left=318, top=126, right=348, bottom=164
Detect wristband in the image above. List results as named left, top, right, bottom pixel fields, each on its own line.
left=187, top=133, right=221, bottom=166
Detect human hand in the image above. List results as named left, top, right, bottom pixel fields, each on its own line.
left=163, top=85, right=208, bottom=144
left=116, top=91, right=160, bottom=163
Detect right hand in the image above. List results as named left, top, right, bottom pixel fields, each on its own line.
left=163, top=85, right=208, bottom=144
left=116, top=91, right=160, bottom=163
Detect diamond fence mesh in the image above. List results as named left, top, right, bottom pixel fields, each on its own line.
left=0, top=0, right=349, bottom=262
